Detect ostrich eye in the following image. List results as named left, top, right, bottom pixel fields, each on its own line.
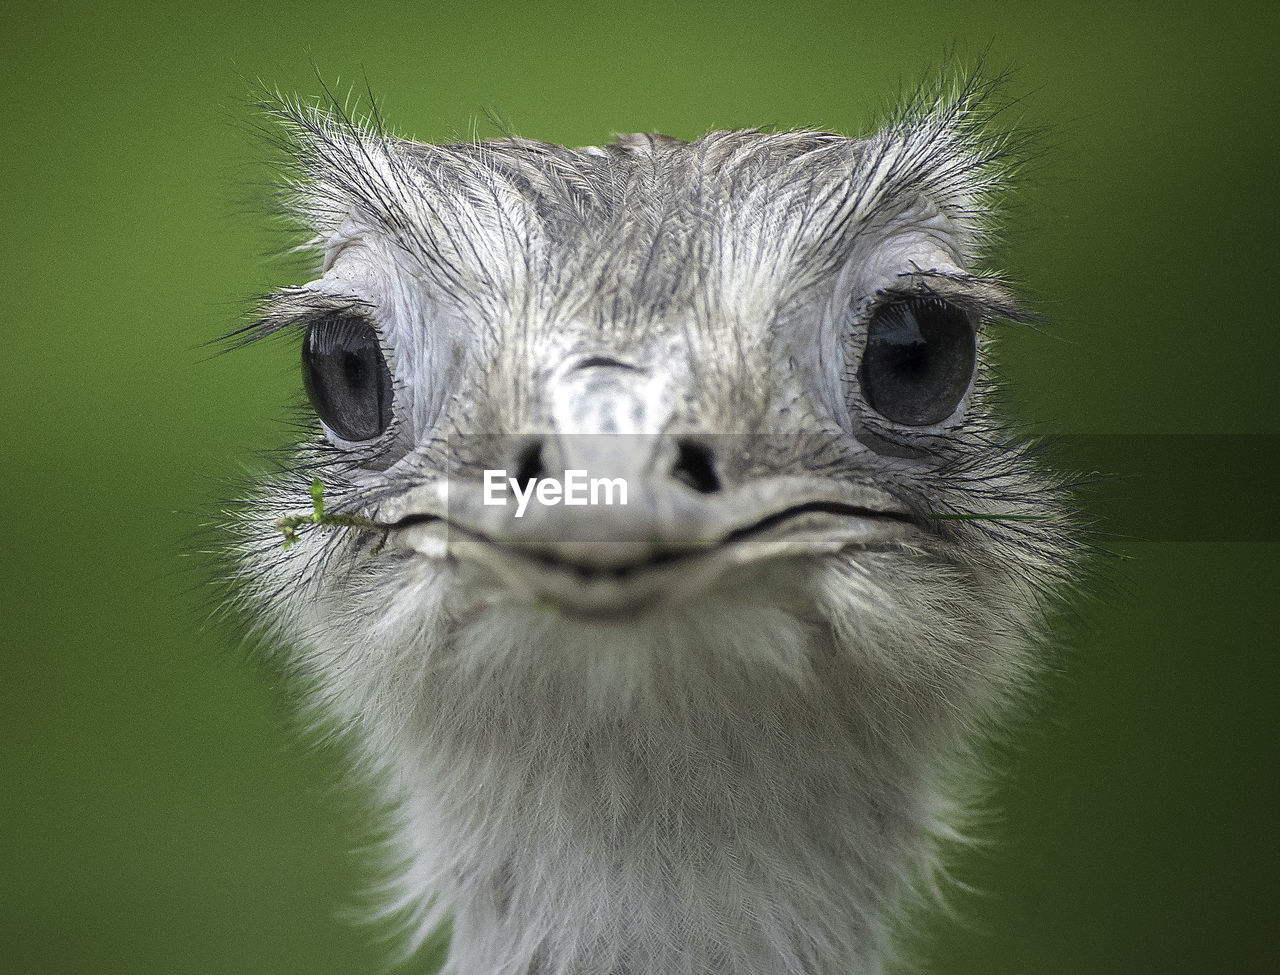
left=859, top=297, right=976, bottom=426
left=301, top=317, right=393, bottom=442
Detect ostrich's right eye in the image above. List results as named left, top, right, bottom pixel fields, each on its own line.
left=301, top=317, right=394, bottom=442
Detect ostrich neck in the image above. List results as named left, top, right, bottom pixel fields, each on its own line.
left=392, top=629, right=951, bottom=975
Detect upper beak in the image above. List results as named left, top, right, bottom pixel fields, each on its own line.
left=376, top=437, right=916, bottom=617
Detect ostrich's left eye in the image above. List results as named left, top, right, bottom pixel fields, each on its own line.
left=301, top=317, right=394, bottom=442
left=859, top=297, right=976, bottom=426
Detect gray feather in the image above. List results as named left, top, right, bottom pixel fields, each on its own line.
left=226, top=73, right=1080, bottom=974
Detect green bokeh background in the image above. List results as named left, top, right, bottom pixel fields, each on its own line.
left=3, top=2, right=1276, bottom=972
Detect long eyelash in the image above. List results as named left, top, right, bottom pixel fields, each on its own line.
left=223, top=288, right=377, bottom=347
left=875, top=271, right=1034, bottom=326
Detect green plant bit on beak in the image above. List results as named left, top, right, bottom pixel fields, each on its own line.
left=275, top=478, right=383, bottom=549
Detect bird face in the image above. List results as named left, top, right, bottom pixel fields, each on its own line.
left=224, top=86, right=1085, bottom=972
left=235, top=93, right=1073, bottom=721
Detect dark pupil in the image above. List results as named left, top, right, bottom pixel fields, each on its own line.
left=342, top=352, right=367, bottom=388
left=301, top=318, right=392, bottom=442
left=860, top=298, right=975, bottom=426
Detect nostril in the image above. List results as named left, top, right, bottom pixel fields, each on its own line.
left=514, top=439, right=547, bottom=490
left=573, top=355, right=639, bottom=372
left=671, top=439, right=722, bottom=494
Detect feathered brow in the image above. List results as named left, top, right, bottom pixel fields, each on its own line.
left=244, top=70, right=1030, bottom=313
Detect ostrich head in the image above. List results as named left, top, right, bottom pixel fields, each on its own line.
left=228, top=79, right=1077, bottom=975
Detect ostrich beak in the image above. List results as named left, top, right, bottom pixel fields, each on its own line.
left=382, top=436, right=916, bottom=618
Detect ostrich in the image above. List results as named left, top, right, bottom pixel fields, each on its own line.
left=227, top=77, right=1078, bottom=975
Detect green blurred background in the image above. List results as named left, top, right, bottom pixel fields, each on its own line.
left=2, top=1, right=1276, bottom=972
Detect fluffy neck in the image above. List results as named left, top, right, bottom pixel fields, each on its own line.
left=374, top=605, right=968, bottom=975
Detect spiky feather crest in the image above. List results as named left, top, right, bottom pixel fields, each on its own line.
left=248, top=70, right=1025, bottom=321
